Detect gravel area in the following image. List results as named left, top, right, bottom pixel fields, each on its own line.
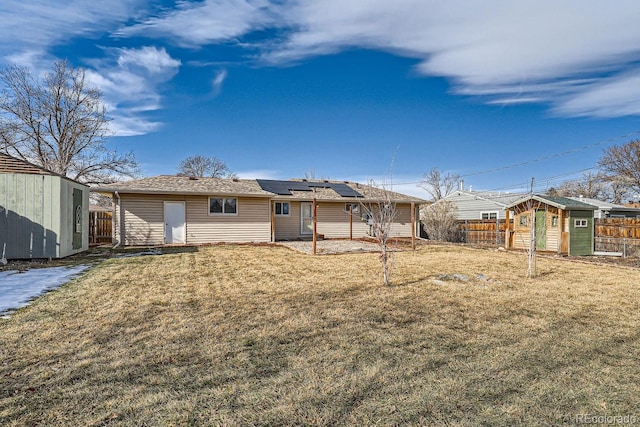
left=278, top=239, right=382, bottom=255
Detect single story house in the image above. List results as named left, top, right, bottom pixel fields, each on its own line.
left=429, top=190, right=525, bottom=220
left=567, top=196, right=640, bottom=218
left=92, top=176, right=424, bottom=246
left=504, top=194, right=597, bottom=256
left=0, top=153, right=89, bottom=259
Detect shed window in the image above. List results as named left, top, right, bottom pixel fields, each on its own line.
left=481, top=212, right=498, bottom=220
left=209, top=197, right=237, bottom=215
left=551, top=216, right=558, bottom=227
left=274, top=202, right=290, bottom=216
left=574, top=219, right=588, bottom=228
left=520, top=215, right=528, bottom=226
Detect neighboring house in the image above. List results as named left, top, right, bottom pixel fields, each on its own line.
left=0, top=153, right=89, bottom=260
left=429, top=190, right=525, bottom=220
left=93, top=176, right=424, bottom=246
left=504, top=195, right=597, bottom=256
left=567, top=196, right=640, bottom=218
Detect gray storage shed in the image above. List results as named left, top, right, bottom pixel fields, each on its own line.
left=0, top=153, right=89, bottom=260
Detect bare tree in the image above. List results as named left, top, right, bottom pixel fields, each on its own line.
left=599, top=139, right=640, bottom=194
left=552, top=171, right=608, bottom=200
left=177, top=155, right=235, bottom=178
left=361, top=181, right=397, bottom=286
left=510, top=180, right=542, bottom=278
left=419, top=167, right=461, bottom=201
left=303, top=169, right=316, bottom=180
left=0, top=60, right=138, bottom=184
left=421, top=200, right=461, bottom=242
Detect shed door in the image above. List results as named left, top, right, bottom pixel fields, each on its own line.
left=535, top=210, right=546, bottom=250
left=72, top=188, right=83, bottom=250
left=164, top=202, right=186, bottom=244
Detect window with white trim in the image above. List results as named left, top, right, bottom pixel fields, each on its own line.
left=274, top=202, right=290, bottom=216
left=520, top=215, right=528, bottom=226
left=345, top=203, right=360, bottom=214
left=209, top=197, right=237, bottom=215
left=481, top=211, right=498, bottom=220
left=574, top=219, right=588, bottom=228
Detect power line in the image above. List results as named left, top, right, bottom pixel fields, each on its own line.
left=391, top=130, right=640, bottom=187
left=460, top=130, right=640, bottom=178
left=484, top=166, right=600, bottom=193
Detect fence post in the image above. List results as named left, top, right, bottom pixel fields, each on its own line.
left=623, top=238, right=627, bottom=258
left=465, top=220, right=468, bottom=243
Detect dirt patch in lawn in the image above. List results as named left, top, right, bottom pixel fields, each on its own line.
left=278, top=238, right=382, bottom=254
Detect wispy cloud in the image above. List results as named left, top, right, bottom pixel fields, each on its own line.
left=235, top=169, right=282, bottom=180
left=0, top=0, right=146, bottom=63
left=211, top=69, right=228, bottom=96
left=116, top=0, right=640, bottom=118
left=5, top=0, right=640, bottom=127
left=86, top=46, right=181, bottom=136
left=117, top=0, right=275, bottom=47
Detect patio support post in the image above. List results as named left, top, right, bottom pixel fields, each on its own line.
left=312, top=198, right=317, bottom=255
left=411, top=202, right=416, bottom=250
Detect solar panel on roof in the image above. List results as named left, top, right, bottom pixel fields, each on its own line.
left=256, top=179, right=363, bottom=198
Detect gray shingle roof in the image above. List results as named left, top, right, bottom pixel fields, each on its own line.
left=92, top=175, right=425, bottom=203
left=506, top=194, right=598, bottom=210
left=93, top=175, right=273, bottom=196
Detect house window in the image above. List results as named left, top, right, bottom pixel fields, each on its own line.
left=551, top=216, right=558, bottom=227
left=209, top=197, right=237, bottom=215
left=574, top=219, right=588, bottom=228
left=274, top=202, right=290, bottom=216
left=520, top=215, right=528, bottom=226
left=481, top=212, right=498, bottom=220
left=345, top=203, right=360, bottom=214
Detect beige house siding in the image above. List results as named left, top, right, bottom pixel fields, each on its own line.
left=186, top=196, right=270, bottom=243
left=273, top=201, right=303, bottom=240
left=117, top=194, right=168, bottom=245
left=273, top=201, right=416, bottom=240
left=114, top=194, right=270, bottom=245
left=316, top=202, right=370, bottom=239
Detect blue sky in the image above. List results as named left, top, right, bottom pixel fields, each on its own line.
left=2, top=1, right=640, bottom=198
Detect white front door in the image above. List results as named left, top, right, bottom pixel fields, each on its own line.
left=301, top=202, right=313, bottom=235
left=164, top=201, right=186, bottom=244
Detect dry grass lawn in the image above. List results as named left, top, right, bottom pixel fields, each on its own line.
left=1, top=244, right=639, bottom=426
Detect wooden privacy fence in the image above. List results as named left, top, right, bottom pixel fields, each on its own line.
left=458, top=219, right=507, bottom=246
left=595, top=218, right=640, bottom=239
left=453, top=217, right=640, bottom=256
left=89, top=210, right=112, bottom=245
left=594, top=218, right=640, bottom=256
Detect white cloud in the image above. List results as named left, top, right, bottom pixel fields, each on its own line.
left=117, top=0, right=640, bottom=118
left=118, top=0, right=274, bottom=46
left=86, top=46, right=181, bottom=136
left=6, top=0, right=640, bottom=123
left=553, top=71, right=640, bottom=118
left=235, top=169, right=282, bottom=179
left=211, top=69, right=228, bottom=95
left=0, top=0, right=147, bottom=63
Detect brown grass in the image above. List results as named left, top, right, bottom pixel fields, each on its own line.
left=1, top=244, right=640, bottom=426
